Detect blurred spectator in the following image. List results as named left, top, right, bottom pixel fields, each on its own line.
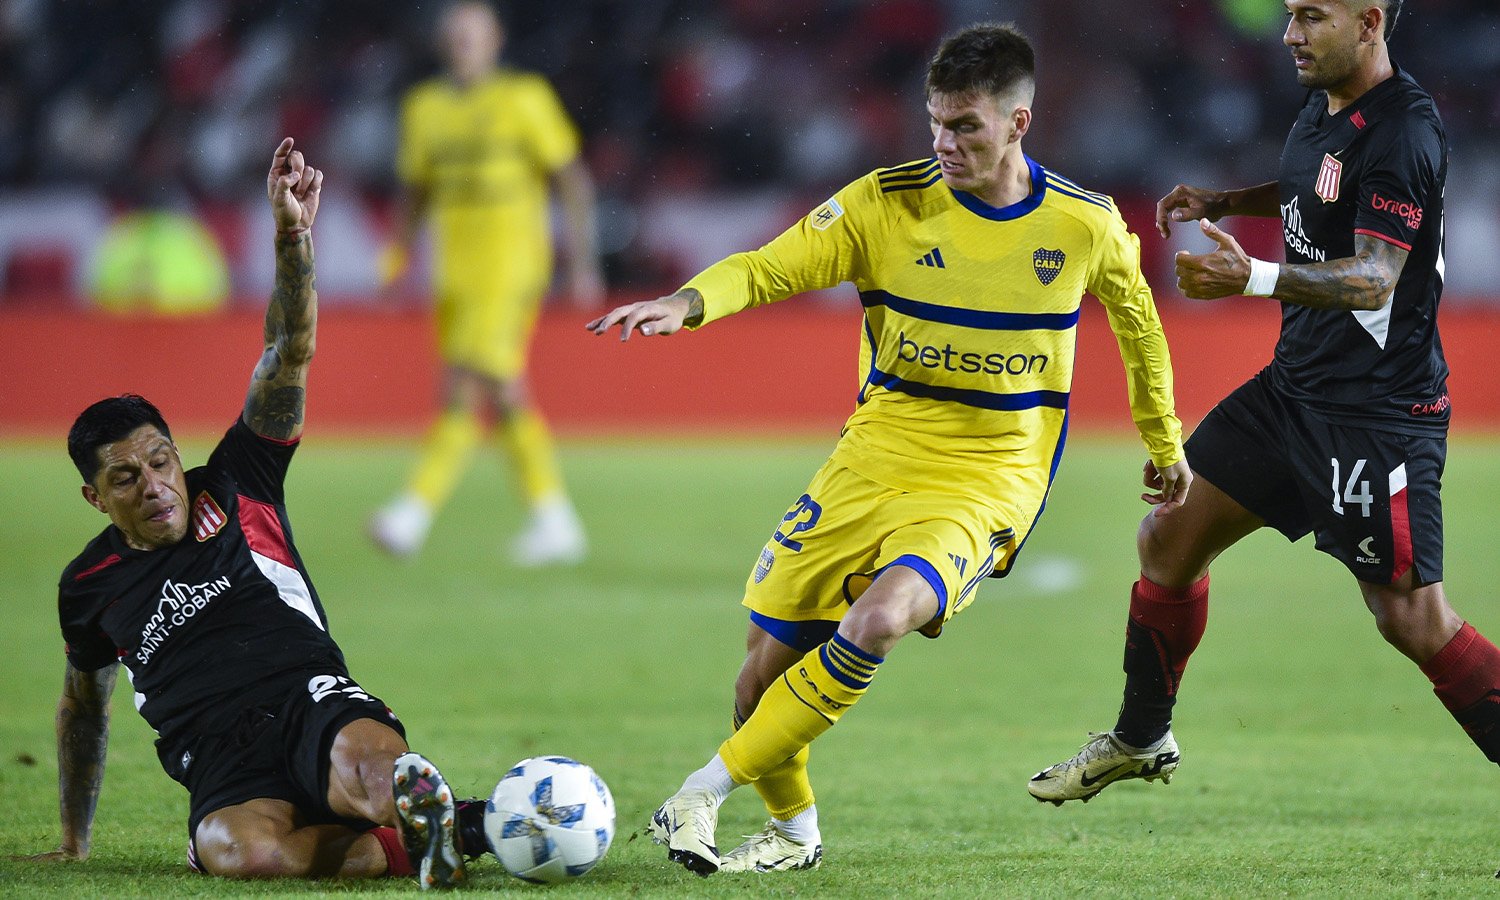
left=0, top=0, right=1496, bottom=303
left=89, top=209, right=230, bottom=314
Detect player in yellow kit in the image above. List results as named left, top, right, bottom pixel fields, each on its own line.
left=589, top=23, right=1190, bottom=876
left=371, top=1, right=602, bottom=566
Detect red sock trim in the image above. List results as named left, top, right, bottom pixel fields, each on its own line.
left=1420, top=623, right=1500, bottom=711
left=369, top=826, right=413, bottom=877
left=1134, top=573, right=1209, bottom=605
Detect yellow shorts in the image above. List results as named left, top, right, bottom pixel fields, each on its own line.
left=434, top=283, right=545, bottom=381
left=742, top=460, right=1024, bottom=642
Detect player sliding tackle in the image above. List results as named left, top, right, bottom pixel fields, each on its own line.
left=590, top=23, right=1189, bottom=876
left=19, top=139, right=491, bottom=889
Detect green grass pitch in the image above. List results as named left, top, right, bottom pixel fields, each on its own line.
left=2, top=434, right=1499, bottom=897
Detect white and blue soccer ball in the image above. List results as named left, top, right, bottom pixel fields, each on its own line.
left=484, top=755, right=616, bottom=883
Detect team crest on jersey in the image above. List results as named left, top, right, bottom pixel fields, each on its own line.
left=1315, top=153, right=1342, bottom=203
left=1033, top=248, right=1066, bottom=285
left=192, top=492, right=227, bottom=542
left=809, top=197, right=844, bottom=231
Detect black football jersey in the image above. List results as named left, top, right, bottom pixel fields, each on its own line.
left=1269, top=65, right=1449, bottom=434
left=58, top=419, right=349, bottom=741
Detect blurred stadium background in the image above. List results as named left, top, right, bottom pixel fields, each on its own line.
left=1, top=0, right=1498, bottom=435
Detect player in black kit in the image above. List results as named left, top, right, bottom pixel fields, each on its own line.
left=25, top=139, right=484, bottom=888
left=1028, top=0, right=1500, bottom=804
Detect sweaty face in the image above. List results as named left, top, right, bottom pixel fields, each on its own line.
left=83, top=425, right=190, bottom=551
left=1284, top=0, right=1368, bottom=90
left=928, top=90, right=1017, bottom=203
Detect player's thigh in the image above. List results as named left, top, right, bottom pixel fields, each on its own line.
left=280, top=673, right=409, bottom=825
left=194, top=797, right=303, bottom=877
left=1296, top=423, right=1446, bottom=586
left=1137, top=473, right=1266, bottom=586
left=741, top=461, right=889, bottom=626
left=845, top=491, right=1011, bottom=639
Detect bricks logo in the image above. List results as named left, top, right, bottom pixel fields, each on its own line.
left=1371, top=192, right=1423, bottom=230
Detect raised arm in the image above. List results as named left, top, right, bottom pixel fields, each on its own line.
left=16, top=662, right=118, bottom=862
left=244, top=137, right=323, bottom=441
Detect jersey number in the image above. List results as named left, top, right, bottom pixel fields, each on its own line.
left=1330, top=457, right=1373, bottom=518
left=772, top=494, right=823, bottom=552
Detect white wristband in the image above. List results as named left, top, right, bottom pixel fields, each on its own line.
left=1244, top=257, right=1280, bottom=297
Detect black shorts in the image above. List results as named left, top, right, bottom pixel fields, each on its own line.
left=1186, top=370, right=1445, bottom=585
left=158, top=671, right=406, bottom=843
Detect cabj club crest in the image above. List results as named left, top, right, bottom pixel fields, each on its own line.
left=1033, top=248, right=1065, bottom=285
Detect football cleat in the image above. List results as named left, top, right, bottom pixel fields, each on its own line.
left=369, top=494, right=432, bottom=559
left=1028, top=730, right=1180, bottom=805
left=510, top=499, right=586, bottom=567
left=393, top=752, right=466, bottom=889
left=719, top=822, right=822, bottom=873
left=647, top=789, right=720, bottom=876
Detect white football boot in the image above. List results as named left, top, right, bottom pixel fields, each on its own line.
left=509, top=497, right=586, bottom=567
left=369, top=494, right=432, bottom=559
left=719, top=822, right=823, bottom=873
left=648, top=789, right=720, bottom=876
left=393, top=752, right=466, bottom=889
left=1028, top=730, right=1180, bottom=804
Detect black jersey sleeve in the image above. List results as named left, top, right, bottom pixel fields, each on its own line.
left=1353, top=114, right=1441, bottom=252
left=58, top=583, right=119, bottom=671
left=205, top=417, right=299, bottom=504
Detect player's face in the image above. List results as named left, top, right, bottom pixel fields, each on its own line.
left=82, top=425, right=190, bottom=551
left=928, top=90, right=1022, bottom=201
left=1284, top=0, right=1369, bottom=90
left=440, top=2, right=503, bottom=82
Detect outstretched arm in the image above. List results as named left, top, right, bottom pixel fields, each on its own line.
left=15, top=662, right=118, bottom=862
left=1156, top=181, right=1280, bottom=237
left=244, top=137, right=323, bottom=441
left=552, top=159, right=606, bottom=308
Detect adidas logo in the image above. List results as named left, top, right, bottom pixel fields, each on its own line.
left=947, top=552, right=968, bottom=577
left=915, top=247, right=946, bottom=268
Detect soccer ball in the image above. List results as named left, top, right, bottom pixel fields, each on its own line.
left=484, top=756, right=616, bottom=883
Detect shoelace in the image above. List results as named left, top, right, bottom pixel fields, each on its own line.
left=1060, top=731, right=1120, bottom=768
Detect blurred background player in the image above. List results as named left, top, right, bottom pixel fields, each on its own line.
left=30, top=139, right=486, bottom=889
left=1028, top=0, right=1500, bottom=805
left=369, top=0, right=604, bottom=566
left=589, top=23, right=1188, bottom=876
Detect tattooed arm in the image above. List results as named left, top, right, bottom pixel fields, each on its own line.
left=15, top=662, right=118, bottom=862
left=1175, top=225, right=1405, bottom=311
left=244, top=137, right=323, bottom=441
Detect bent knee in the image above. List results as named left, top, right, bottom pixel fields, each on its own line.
left=200, top=834, right=310, bottom=879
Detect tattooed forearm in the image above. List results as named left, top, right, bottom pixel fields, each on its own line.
left=1274, top=234, right=1407, bottom=311
left=680, top=288, right=705, bottom=328
left=245, top=231, right=318, bottom=439
left=56, top=663, right=116, bottom=856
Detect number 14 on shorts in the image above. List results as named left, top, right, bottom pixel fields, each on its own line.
left=1330, top=457, right=1373, bottom=517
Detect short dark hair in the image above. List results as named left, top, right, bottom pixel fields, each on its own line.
left=68, top=394, right=172, bottom=483
left=925, top=23, right=1035, bottom=100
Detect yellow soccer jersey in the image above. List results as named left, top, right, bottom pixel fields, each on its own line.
left=684, top=156, right=1183, bottom=515
left=398, top=70, right=580, bottom=297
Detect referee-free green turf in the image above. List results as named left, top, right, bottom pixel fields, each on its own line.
left=3, top=434, right=1499, bottom=898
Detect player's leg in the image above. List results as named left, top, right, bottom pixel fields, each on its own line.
left=482, top=372, right=584, bottom=566
left=194, top=797, right=391, bottom=878
left=370, top=365, right=485, bottom=557
left=1031, top=377, right=1301, bottom=804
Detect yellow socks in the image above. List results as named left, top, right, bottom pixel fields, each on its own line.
left=409, top=410, right=483, bottom=510
left=719, top=633, right=884, bottom=785
left=734, top=707, right=815, bottom=820
left=497, top=407, right=565, bottom=506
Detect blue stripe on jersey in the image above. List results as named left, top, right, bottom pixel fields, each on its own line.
left=881, top=170, right=942, bottom=193
left=949, top=155, right=1047, bottom=220
left=1044, top=177, right=1113, bottom=211
left=879, top=161, right=939, bottom=183
left=1043, top=169, right=1110, bottom=203
left=865, top=366, right=1070, bottom=411
left=857, top=315, right=880, bottom=404
left=883, top=553, right=950, bottom=618
left=861, top=289, right=1081, bottom=331
left=878, top=157, right=939, bottom=178
left=991, top=409, right=1071, bottom=579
